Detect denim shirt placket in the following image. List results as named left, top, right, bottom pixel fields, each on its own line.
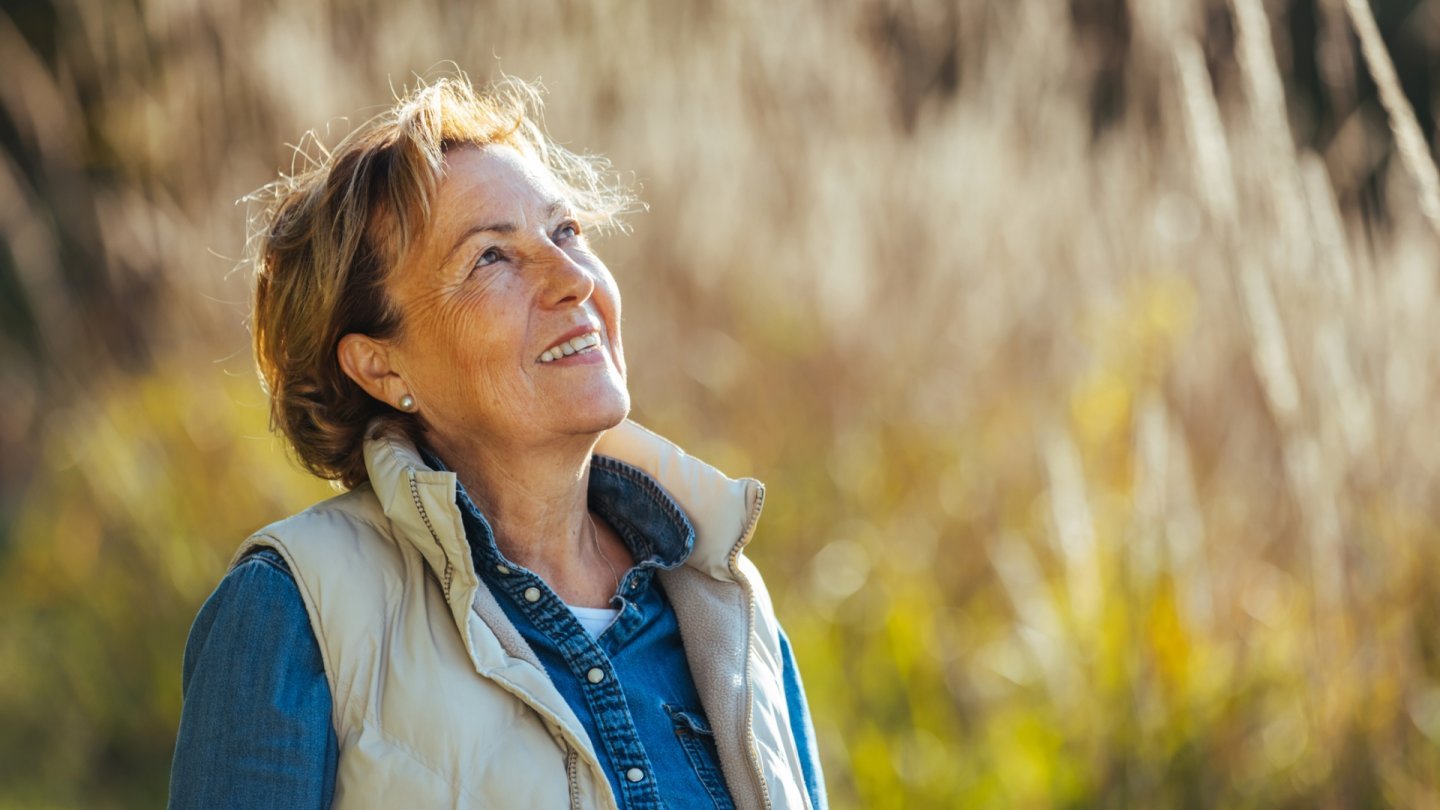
left=429, top=449, right=698, bottom=810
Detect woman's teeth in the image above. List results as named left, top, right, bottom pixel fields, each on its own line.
left=539, top=332, right=602, bottom=363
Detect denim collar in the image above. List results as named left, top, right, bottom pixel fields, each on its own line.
left=417, top=446, right=697, bottom=586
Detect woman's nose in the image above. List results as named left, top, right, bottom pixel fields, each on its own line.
left=537, top=244, right=595, bottom=307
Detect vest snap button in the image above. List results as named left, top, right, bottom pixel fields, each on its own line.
left=625, top=767, right=645, bottom=783
left=586, top=667, right=605, bottom=684
left=523, top=587, right=541, bottom=603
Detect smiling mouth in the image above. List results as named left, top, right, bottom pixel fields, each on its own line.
left=538, top=330, right=603, bottom=363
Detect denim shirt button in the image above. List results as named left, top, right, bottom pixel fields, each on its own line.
left=523, top=587, right=541, bottom=603
left=586, top=667, right=606, bottom=684
left=495, top=564, right=511, bottom=575
left=625, top=767, right=645, bottom=783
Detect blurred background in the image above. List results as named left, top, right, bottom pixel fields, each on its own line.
left=4, top=0, right=1440, bottom=806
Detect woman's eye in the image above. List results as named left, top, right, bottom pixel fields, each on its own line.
left=474, top=248, right=502, bottom=270
left=554, top=222, right=580, bottom=242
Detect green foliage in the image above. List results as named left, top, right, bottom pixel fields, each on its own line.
left=2, top=372, right=331, bottom=807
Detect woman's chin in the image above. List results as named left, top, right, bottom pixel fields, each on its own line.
left=567, top=390, right=630, bottom=436
left=592, top=395, right=632, bottom=432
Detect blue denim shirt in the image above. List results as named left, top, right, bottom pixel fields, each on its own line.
left=169, top=455, right=826, bottom=809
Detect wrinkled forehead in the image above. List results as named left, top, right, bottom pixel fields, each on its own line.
left=435, top=143, right=569, bottom=225
left=378, top=142, right=565, bottom=271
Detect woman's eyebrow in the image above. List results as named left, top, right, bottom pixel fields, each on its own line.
left=439, top=200, right=568, bottom=266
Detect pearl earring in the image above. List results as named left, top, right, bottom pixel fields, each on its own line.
left=398, top=394, right=415, bottom=412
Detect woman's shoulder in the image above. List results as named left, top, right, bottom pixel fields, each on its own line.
left=234, top=484, right=416, bottom=616
left=259, top=483, right=387, bottom=535
left=239, top=484, right=396, bottom=561
left=188, top=547, right=310, bottom=666
left=237, top=545, right=292, bottom=572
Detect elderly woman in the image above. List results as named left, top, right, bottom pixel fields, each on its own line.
left=167, top=76, right=825, bottom=810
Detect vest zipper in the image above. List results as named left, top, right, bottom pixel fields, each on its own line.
left=407, top=468, right=454, bottom=599
left=729, top=481, right=774, bottom=810
left=565, top=745, right=581, bottom=810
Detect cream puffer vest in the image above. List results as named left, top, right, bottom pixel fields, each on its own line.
left=232, top=420, right=813, bottom=810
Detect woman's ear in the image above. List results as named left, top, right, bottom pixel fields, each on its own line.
left=338, top=333, right=409, bottom=410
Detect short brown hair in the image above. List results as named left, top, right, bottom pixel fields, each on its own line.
left=248, top=74, right=636, bottom=489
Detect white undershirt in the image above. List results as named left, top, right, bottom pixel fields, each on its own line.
left=565, top=603, right=620, bottom=639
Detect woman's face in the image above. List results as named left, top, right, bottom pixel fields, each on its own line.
left=377, top=144, right=629, bottom=451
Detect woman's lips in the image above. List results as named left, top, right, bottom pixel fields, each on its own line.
left=537, top=329, right=604, bottom=363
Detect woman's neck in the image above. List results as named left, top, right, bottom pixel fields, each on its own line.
left=428, top=430, right=631, bottom=606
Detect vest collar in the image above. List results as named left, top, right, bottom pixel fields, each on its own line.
left=361, top=419, right=766, bottom=593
